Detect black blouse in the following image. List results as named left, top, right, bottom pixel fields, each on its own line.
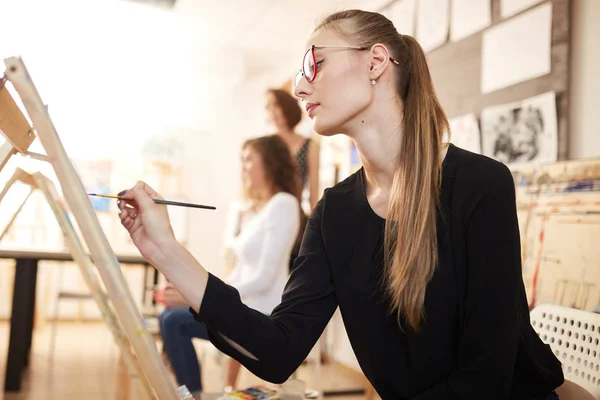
left=192, top=144, right=564, bottom=399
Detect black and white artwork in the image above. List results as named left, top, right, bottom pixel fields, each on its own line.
left=481, top=91, right=557, bottom=166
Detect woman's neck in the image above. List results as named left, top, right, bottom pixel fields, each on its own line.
left=351, top=110, right=404, bottom=192
left=248, top=186, right=276, bottom=212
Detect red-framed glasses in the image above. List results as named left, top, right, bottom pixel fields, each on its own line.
left=294, top=44, right=400, bottom=87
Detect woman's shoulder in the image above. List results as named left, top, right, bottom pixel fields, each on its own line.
left=326, top=169, right=362, bottom=194
left=314, top=170, right=364, bottom=215
left=267, top=192, right=300, bottom=209
left=446, top=144, right=516, bottom=202
left=449, top=144, right=510, bottom=172
left=229, top=199, right=253, bottom=215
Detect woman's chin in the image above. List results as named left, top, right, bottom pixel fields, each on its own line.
left=312, top=119, right=340, bottom=137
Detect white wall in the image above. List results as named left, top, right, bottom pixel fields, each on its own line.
left=179, top=67, right=298, bottom=276
left=569, top=0, right=600, bottom=159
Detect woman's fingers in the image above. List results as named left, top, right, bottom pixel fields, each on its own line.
left=118, top=199, right=142, bottom=233
left=117, top=181, right=172, bottom=242
left=117, top=197, right=138, bottom=212
left=119, top=181, right=163, bottom=211
left=118, top=201, right=137, bottom=218
left=121, top=212, right=142, bottom=232
left=135, top=181, right=164, bottom=200
left=122, top=217, right=134, bottom=231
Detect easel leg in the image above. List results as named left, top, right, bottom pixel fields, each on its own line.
left=0, top=141, right=15, bottom=172
left=116, top=352, right=131, bottom=400
left=24, top=260, right=37, bottom=367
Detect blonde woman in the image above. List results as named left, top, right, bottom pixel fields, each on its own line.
left=120, top=10, right=563, bottom=400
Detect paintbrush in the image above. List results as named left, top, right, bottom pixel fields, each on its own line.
left=87, top=193, right=216, bottom=210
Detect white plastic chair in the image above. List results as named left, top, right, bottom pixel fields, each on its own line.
left=530, top=304, right=600, bottom=399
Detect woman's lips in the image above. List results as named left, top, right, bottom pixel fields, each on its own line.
left=306, top=103, right=319, bottom=117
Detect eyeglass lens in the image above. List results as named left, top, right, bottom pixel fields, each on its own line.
left=303, top=47, right=316, bottom=82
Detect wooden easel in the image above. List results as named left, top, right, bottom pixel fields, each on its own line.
left=0, top=167, right=36, bottom=241
left=1, top=57, right=180, bottom=399
left=0, top=167, right=157, bottom=398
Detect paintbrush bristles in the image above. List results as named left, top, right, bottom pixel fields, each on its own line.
left=88, top=193, right=120, bottom=199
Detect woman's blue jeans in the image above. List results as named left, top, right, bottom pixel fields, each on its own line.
left=159, top=307, right=210, bottom=393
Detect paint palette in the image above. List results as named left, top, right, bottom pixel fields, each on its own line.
left=220, top=387, right=278, bottom=399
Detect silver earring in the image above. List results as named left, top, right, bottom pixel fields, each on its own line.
left=371, top=79, right=376, bottom=85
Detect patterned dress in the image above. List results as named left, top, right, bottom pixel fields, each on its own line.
left=295, top=138, right=311, bottom=188
left=289, top=138, right=311, bottom=274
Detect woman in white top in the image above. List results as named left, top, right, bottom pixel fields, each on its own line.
left=157, top=134, right=301, bottom=396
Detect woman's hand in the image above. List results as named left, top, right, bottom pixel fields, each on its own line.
left=117, top=181, right=177, bottom=265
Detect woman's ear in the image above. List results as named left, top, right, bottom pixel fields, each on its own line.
left=369, top=43, right=392, bottom=81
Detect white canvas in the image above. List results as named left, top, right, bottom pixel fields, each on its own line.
left=416, top=0, right=450, bottom=52
left=450, top=0, right=492, bottom=42
left=481, top=2, right=552, bottom=93
left=501, top=0, right=545, bottom=18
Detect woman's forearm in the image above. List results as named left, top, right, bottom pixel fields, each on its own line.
left=153, top=239, right=209, bottom=313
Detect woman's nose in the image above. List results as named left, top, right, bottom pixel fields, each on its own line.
left=294, top=75, right=311, bottom=99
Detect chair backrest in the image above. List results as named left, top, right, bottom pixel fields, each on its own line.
left=555, top=379, right=596, bottom=400
left=530, top=304, right=600, bottom=398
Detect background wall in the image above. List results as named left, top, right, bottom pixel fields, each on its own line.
left=569, top=0, right=600, bottom=159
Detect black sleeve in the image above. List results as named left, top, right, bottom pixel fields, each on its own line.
left=190, top=195, right=338, bottom=383
left=412, top=162, right=523, bottom=399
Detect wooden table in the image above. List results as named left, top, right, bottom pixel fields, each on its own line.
left=0, top=249, right=153, bottom=392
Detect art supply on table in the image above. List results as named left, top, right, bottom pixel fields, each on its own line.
left=177, top=385, right=195, bottom=399
left=87, top=193, right=216, bottom=210
left=218, top=386, right=278, bottom=400
left=217, top=380, right=306, bottom=400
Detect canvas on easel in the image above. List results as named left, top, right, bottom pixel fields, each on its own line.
left=0, top=75, right=34, bottom=155
left=2, top=57, right=180, bottom=399
left=0, top=75, right=36, bottom=237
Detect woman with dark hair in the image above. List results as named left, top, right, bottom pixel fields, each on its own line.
left=119, top=9, right=564, bottom=399
left=157, top=135, right=301, bottom=397
left=266, top=88, right=320, bottom=211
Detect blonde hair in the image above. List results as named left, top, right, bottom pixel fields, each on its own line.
left=316, top=10, right=449, bottom=332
